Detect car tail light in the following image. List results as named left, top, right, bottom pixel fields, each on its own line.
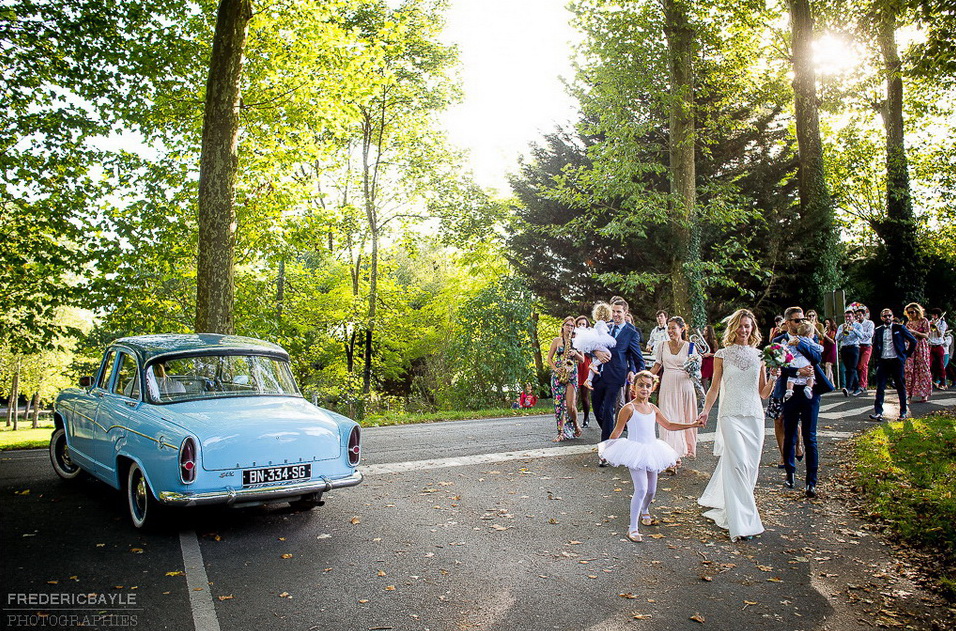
left=180, top=437, right=197, bottom=484
left=347, top=426, right=361, bottom=466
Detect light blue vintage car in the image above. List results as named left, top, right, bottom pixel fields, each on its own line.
left=50, top=334, right=362, bottom=528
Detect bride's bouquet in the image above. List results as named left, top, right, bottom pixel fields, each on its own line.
left=761, top=343, right=793, bottom=369
left=684, top=343, right=705, bottom=405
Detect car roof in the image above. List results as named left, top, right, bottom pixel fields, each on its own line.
left=111, top=334, right=289, bottom=364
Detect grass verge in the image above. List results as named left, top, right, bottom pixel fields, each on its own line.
left=360, top=403, right=552, bottom=427
left=853, top=411, right=956, bottom=596
left=0, top=404, right=556, bottom=449
left=0, top=422, right=54, bottom=451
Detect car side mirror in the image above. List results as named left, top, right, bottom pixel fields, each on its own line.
left=79, top=376, right=93, bottom=388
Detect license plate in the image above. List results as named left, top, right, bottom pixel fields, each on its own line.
left=242, top=464, right=312, bottom=486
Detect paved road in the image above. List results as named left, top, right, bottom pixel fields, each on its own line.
left=2, top=392, right=954, bottom=631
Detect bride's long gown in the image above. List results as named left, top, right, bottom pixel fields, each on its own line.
left=698, top=344, right=766, bottom=540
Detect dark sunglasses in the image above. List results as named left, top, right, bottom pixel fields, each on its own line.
left=790, top=317, right=806, bottom=322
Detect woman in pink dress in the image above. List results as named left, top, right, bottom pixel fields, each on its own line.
left=904, top=302, right=933, bottom=402
left=574, top=315, right=593, bottom=427
left=650, top=316, right=698, bottom=471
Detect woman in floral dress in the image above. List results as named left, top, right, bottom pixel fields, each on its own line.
left=904, top=302, right=933, bottom=402
left=547, top=317, right=584, bottom=441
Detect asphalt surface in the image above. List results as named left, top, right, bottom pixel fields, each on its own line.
left=2, top=392, right=955, bottom=631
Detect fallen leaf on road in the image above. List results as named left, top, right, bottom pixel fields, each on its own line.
left=130, top=548, right=144, bottom=554
left=278, top=592, right=291, bottom=598
left=350, top=516, right=361, bottom=525
left=633, top=613, right=652, bottom=619
left=165, top=571, right=184, bottom=577
left=690, top=613, right=706, bottom=623
left=377, top=570, right=386, bottom=577
left=619, top=593, right=638, bottom=599
left=767, top=578, right=784, bottom=583
left=281, top=554, right=293, bottom=559
left=217, top=595, right=233, bottom=601
left=385, top=585, right=396, bottom=591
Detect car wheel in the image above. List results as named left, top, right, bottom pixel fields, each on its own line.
left=127, top=462, right=161, bottom=529
left=50, top=428, right=82, bottom=480
left=289, top=493, right=324, bottom=511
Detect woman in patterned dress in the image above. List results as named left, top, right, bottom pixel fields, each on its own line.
left=904, top=302, right=933, bottom=403
left=547, top=317, right=585, bottom=441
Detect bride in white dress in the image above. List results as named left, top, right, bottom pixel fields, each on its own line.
left=696, top=309, right=777, bottom=541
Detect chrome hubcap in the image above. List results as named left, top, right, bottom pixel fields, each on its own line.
left=134, top=476, right=146, bottom=516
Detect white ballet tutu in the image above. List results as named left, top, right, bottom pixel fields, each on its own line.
left=573, top=327, right=617, bottom=353
left=598, top=437, right=679, bottom=472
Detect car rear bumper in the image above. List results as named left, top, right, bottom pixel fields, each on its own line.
left=157, top=470, right=363, bottom=506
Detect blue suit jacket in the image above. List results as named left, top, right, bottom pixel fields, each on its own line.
left=597, top=322, right=645, bottom=387
left=871, top=323, right=917, bottom=360
left=771, top=333, right=834, bottom=399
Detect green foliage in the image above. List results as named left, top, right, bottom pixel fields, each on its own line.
left=0, top=0, right=213, bottom=350
left=521, top=0, right=811, bottom=326
left=443, top=276, right=539, bottom=409
left=853, top=413, right=956, bottom=595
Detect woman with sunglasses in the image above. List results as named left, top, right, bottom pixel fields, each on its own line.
left=903, top=303, right=933, bottom=403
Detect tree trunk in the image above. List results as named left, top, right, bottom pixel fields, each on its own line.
left=530, top=311, right=543, bottom=377
left=276, top=258, right=285, bottom=321
left=7, top=358, right=20, bottom=430
left=363, top=229, right=377, bottom=395
left=662, top=0, right=702, bottom=325
left=875, top=7, right=923, bottom=304
left=359, top=97, right=387, bottom=397
left=195, top=0, right=252, bottom=334
left=789, top=0, right=838, bottom=303
left=31, top=392, right=40, bottom=428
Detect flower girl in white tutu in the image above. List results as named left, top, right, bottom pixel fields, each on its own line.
left=573, top=302, right=617, bottom=389
left=598, top=371, right=706, bottom=542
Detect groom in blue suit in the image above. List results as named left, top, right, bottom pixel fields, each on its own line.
left=772, top=306, right=834, bottom=498
left=592, top=297, right=645, bottom=463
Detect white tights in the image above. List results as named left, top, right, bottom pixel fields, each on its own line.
left=628, top=468, right=658, bottom=533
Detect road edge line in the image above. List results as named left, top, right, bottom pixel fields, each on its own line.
left=179, top=530, right=221, bottom=631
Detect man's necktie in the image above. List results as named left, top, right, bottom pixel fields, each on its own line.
left=610, top=324, right=619, bottom=338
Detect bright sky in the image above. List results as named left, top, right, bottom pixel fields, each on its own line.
left=440, top=0, right=581, bottom=194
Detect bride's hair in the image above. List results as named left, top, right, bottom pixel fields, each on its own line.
left=721, top=309, right=763, bottom=348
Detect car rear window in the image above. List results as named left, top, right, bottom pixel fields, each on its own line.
left=145, top=354, right=300, bottom=403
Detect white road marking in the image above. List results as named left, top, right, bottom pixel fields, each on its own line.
left=179, top=530, right=221, bottom=631
left=361, top=427, right=858, bottom=476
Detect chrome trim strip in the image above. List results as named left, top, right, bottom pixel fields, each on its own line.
left=157, top=471, right=363, bottom=506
